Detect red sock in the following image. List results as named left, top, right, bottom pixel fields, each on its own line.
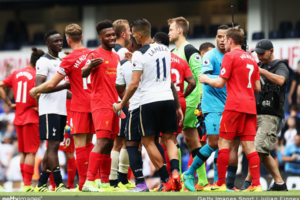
left=161, top=144, right=171, bottom=175
left=100, top=154, right=111, bottom=183
left=87, top=152, right=101, bottom=181
left=217, top=149, right=230, bottom=186
left=127, top=167, right=132, bottom=180
left=67, top=157, right=76, bottom=188
left=49, top=173, right=56, bottom=189
left=86, top=143, right=100, bottom=180
left=247, top=151, right=261, bottom=186
left=76, top=147, right=88, bottom=190
left=23, top=164, right=34, bottom=186
left=20, top=163, right=25, bottom=180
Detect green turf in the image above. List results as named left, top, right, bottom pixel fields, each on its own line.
left=0, top=191, right=300, bottom=196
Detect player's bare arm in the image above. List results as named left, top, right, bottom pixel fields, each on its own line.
left=254, top=80, right=261, bottom=93
left=67, top=90, right=72, bottom=99
left=171, top=81, right=184, bottom=126
left=45, top=81, right=71, bottom=93
left=81, top=53, right=104, bottom=78
left=113, top=71, right=141, bottom=114
left=259, top=68, right=286, bottom=86
left=183, top=76, right=196, bottom=98
left=0, top=82, right=15, bottom=110
left=198, top=74, right=227, bottom=89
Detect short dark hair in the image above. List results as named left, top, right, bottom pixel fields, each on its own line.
left=30, top=47, right=45, bottom=66
left=44, top=30, right=59, bottom=42
left=291, top=104, right=299, bottom=112
left=218, top=25, right=229, bottom=30
left=199, top=42, right=215, bottom=52
left=130, top=35, right=138, bottom=45
left=131, top=18, right=151, bottom=36
left=96, top=20, right=113, bottom=35
left=153, top=32, right=169, bottom=47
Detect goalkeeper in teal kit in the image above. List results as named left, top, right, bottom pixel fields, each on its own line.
left=182, top=25, right=230, bottom=191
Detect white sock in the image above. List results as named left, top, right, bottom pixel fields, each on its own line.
left=109, top=150, right=119, bottom=180
left=118, top=148, right=129, bottom=174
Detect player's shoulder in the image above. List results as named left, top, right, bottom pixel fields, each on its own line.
left=120, top=59, right=129, bottom=66
left=171, top=53, right=187, bottom=65
left=113, top=43, right=123, bottom=52
left=184, top=43, right=199, bottom=56
left=137, top=44, right=151, bottom=55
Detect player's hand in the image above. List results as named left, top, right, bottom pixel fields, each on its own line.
left=90, top=53, right=104, bottom=68
left=113, top=103, right=122, bottom=115
left=198, top=74, right=208, bottom=83
left=125, top=52, right=133, bottom=62
left=29, top=87, right=38, bottom=98
left=176, top=108, right=184, bottom=126
left=9, top=104, right=16, bottom=110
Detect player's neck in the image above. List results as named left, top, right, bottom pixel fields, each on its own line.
left=230, top=45, right=242, bottom=52
left=217, top=46, right=226, bottom=54
left=101, top=44, right=112, bottom=52
left=28, top=64, right=35, bottom=69
left=71, top=42, right=84, bottom=50
left=48, top=50, right=59, bottom=58
left=175, top=36, right=186, bottom=49
left=116, top=39, right=125, bottom=47
left=141, top=37, right=153, bottom=46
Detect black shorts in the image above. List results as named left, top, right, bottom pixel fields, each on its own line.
left=140, top=100, right=177, bottom=137
left=125, top=107, right=141, bottom=142
left=39, top=114, right=67, bottom=142
left=118, top=105, right=128, bottom=137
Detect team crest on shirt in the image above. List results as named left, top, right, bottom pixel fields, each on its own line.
left=195, top=55, right=201, bottom=62
left=203, top=59, right=210, bottom=66
left=221, top=68, right=226, bottom=75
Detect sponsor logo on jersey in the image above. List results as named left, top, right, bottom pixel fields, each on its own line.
left=221, top=68, right=226, bottom=75
left=203, top=59, right=210, bottom=66
left=133, top=61, right=137, bottom=67
left=195, top=55, right=201, bottom=62
left=105, top=61, right=109, bottom=64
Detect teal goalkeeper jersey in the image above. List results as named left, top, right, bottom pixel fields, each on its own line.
left=172, top=41, right=202, bottom=107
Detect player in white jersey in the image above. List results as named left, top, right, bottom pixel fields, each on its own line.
left=32, top=30, right=70, bottom=192
left=109, top=19, right=133, bottom=189
left=115, top=35, right=149, bottom=192
left=114, top=19, right=183, bottom=192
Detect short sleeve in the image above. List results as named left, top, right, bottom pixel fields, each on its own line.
left=36, top=58, right=49, bottom=77
left=201, top=53, right=214, bottom=75
left=282, top=144, right=291, bottom=156
left=275, top=63, right=289, bottom=86
left=132, top=52, right=143, bottom=72
left=116, top=62, right=125, bottom=86
left=2, top=73, right=13, bottom=88
left=118, top=48, right=129, bottom=60
left=184, top=61, right=193, bottom=78
left=219, top=54, right=233, bottom=79
left=58, top=57, right=72, bottom=76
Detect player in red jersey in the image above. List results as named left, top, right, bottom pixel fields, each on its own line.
left=0, top=47, right=44, bottom=192
left=81, top=20, right=120, bottom=192
left=29, top=24, right=96, bottom=191
left=199, top=27, right=262, bottom=192
left=153, top=32, right=196, bottom=177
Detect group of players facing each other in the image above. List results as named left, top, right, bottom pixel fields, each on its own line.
left=0, top=16, right=270, bottom=193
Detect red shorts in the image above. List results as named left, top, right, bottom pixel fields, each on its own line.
left=15, top=123, right=40, bottom=153
left=177, top=98, right=186, bottom=134
left=71, top=111, right=95, bottom=134
left=219, top=110, right=257, bottom=141
left=59, top=132, right=75, bottom=152
left=92, top=109, right=119, bottom=139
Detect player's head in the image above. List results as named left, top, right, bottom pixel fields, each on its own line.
left=252, top=39, right=274, bottom=64
left=131, top=18, right=151, bottom=44
left=96, top=19, right=116, bottom=49
left=65, top=23, right=82, bottom=47
left=199, top=42, right=215, bottom=58
left=216, top=25, right=229, bottom=52
left=168, top=17, right=189, bottom=42
left=224, top=26, right=244, bottom=52
left=113, top=19, right=131, bottom=46
left=30, top=47, right=44, bottom=67
left=44, top=30, right=63, bottom=53
left=127, top=35, right=142, bottom=53
left=153, top=32, right=169, bottom=47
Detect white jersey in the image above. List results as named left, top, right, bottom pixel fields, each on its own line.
left=116, top=59, right=140, bottom=111
left=36, top=53, right=67, bottom=116
left=132, top=43, right=173, bottom=105
left=113, top=44, right=129, bottom=61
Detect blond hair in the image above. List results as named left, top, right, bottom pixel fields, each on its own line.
left=225, top=26, right=244, bottom=45
left=113, top=19, right=129, bottom=39
left=65, top=24, right=82, bottom=42
left=168, top=17, right=189, bottom=37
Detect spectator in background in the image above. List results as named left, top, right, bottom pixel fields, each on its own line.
left=6, top=138, right=22, bottom=182
left=283, top=59, right=294, bottom=114
left=280, top=105, right=300, bottom=143
left=283, top=116, right=297, bottom=146
left=0, top=133, right=14, bottom=181
left=0, top=104, right=15, bottom=125
left=282, top=134, right=300, bottom=175
left=288, top=61, right=300, bottom=107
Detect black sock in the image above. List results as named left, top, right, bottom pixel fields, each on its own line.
left=109, top=179, right=118, bottom=187
left=38, top=169, right=51, bottom=187
left=176, top=143, right=180, bottom=149
left=170, top=159, right=179, bottom=173
left=191, top=147, right=201, bottom=158
left=155, top=143, right=166, bottom=165
left=52, top=166, right=63, bottom=187
left=227, top=165, right=238, bottom=189
left=127, top=146, right=145, bottom=184
left=158, top=165, right=170, bottom=183
left=118, top=172, right=129, bottom=185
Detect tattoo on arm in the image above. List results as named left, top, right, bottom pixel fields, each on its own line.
left=184, top=76, right=196, bottom=98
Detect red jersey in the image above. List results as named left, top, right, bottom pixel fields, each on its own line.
left=57, top=48, right=92, bottom=113
left=2, top=66, right=39, bottom=125
left=219, top=49, right=260, bottom=114
left=171, top=53, right=193, bottom=99
left=87, top=46, right=120, bottom=112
